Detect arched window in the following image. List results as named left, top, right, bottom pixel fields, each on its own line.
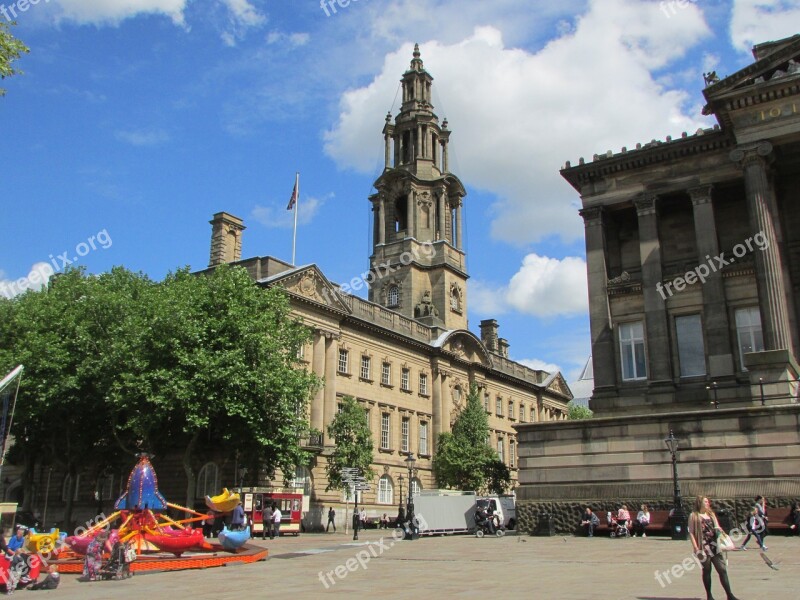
left=378, top=475, right=394, bottom=505
left=395, top=196, right=408, bottom=232
left=453, top=385, right=462, bottom=405
left=292, top=466, right=312, bottom=496
left=195, top=463, right=219, bottom=499
left=411, top=477, right=422, bottom=496
left=387, top=285, right=399, bottom=307
left=61, top=474, right=81, bottom=502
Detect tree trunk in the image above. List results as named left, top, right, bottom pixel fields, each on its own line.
left=182, top=431, right=200, bottom=517
left=63, top=463, right=77, bottom=532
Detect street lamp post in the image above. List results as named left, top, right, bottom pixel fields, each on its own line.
left=404, top=453, right=417, bottom=540
left=238, top=467, right=248, bottom=492
left=664, top=430, right=687, bottom=540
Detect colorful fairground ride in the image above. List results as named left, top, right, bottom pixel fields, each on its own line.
left=55, top=454, right=264, bottom=573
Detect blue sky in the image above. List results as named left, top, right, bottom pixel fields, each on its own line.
left=2, top=0, right=799, bottom=383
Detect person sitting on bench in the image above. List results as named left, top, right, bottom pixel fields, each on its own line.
left=580, top=507, right=600, bottom=537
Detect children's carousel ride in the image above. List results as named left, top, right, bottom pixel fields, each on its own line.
left=54, top=454, right=266, bottom=573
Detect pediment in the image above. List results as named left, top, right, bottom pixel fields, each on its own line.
left=437, top=330, right=492, bottom=367
left=545, top=372, right=572, bottom=399
left=269, top=265, right=352, bottom=313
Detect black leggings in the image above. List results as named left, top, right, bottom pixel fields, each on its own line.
left=701, top=552, right=735, bottom=599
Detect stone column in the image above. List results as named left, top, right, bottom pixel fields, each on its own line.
left=384, top=133, right=391, bottom=168
left=579, top=207, right=617, bottom=397
left=378, top=193, right=386, bottom=245
left=407, top=188, right=415, bottom=239
left=431, top=368, right=442, bottom=454
left=394, top=134, right=400, bottom=167
left=417, top=125, right=422, bottom=158
left=731, top=142, right=795, bottom=355
left=688, top=185, right=734, bottom=377
left=438, top=192, right=446, bottom=242
left=323, top=333, right=338, bottom=446
left=310, top=331, right=326, bottom=434
left=455, top=201, right=463, bottom=250
left=635, top=194, right=673, bottom=385
left=440, top=371, right=451, bottom=435
left=442, top=141, right=449, bottom=173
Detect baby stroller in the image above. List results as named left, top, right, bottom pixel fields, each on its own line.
left=99, top=541, right=134, bottom=580
left=607, top=512, right=630, bottom=538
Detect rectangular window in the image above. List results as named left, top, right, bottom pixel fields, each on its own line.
left=419, top=373, right=428, bottom=395
left=619, top=321, right=647, bottom=380
left=361, top=355, right=371, bottom=380
left=419, top=421, right=428, bottom=455
left=401, top=368, right=410, bottom=391
left=519, top=404, right=525, bottom=423
left=484, top=393, right=490, bottom=412
left=508, top=400, right=514, bottom=419
left=509, top=440, right=515, bottom=468
left=338, top=349, right=349, bottom=374
left=496, top=397, right=503, bottom=416
left=401, top=417, right=410, bottom=453
left=735, top=307, right=764, bottom=370
left=364, top=408, right=371, bottom=431
left=381, top=413, right=390, bottom=449
left=381, top=362, right=391, bottom=386
left=497, top=438, right=504, bottom=463
left=676, top=314, right=706, bottom=377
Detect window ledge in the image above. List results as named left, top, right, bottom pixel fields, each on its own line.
left=381, top=382, right=394, bottom=389
left=400, top=388, right=413, bottom=394
left=378, top=447, right=395, bottom=454
left=360, top=377, right=374, bottom=384
left=338, top=371, right=352, bottom=378
left=419, top=393, right=430, bottom=398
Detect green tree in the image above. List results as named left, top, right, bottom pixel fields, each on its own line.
left=433, top=383, right=504, bottom=493
left=1, top=21, right=29, bottom=96
left=567, top=401, right=593, bottom=420
left=325, top=396, right=374, bottom=491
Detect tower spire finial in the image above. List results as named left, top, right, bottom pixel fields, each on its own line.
left=410, top=43, right=423, bottom=71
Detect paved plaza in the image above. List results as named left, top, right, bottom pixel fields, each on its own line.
left=31, top=530, right=800, bottom=599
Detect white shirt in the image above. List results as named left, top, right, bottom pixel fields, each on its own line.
left=273, top=509, right=282, bottom=523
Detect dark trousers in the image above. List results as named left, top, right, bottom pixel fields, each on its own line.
left=741, top=528, right=764, bottom=548
left=326, top=518, right=336, bottom=532
left=584, top=523, right=595, bottom=537
left=632, top=521, right=648, bottom=536
left=700, top=551, right=736, bottom=599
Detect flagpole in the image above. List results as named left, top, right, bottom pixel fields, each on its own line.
left=292, top=171, right=299, bottom=266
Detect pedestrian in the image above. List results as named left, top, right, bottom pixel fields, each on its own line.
left=688, top=496, right=740, bottom=600
left=272, top=503, right=282, bottom=539
left=326, top=506, right=336, bottom=532
left=740, top=506, right=767, bottom=551
left=231, top=501, right=246, bottom=531
left=262, top=503, right=273, bottom=540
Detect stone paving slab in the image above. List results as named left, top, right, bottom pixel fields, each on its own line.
left=26, top=531, right=800, bottom=599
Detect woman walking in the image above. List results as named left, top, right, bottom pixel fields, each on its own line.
left=688, top=496, right=741, bottom=600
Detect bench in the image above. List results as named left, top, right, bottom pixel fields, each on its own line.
left=765, top=507, right=797, bottom=534
left=577, top=510, right=671, bottom=537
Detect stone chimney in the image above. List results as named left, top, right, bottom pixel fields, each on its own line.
left=209, top=212, right=245, bottom=267
left=480, top=319, right=499, bottom=353
left=498, top=338, right=509, bottom=358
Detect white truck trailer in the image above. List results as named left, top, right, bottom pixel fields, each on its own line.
left=412, top=490, right=478, bottom=536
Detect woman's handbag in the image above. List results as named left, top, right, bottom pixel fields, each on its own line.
left=717, top=531, right=736, bottom=552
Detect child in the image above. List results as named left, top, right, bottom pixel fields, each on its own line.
left=29, top=565, right=60, bottom=590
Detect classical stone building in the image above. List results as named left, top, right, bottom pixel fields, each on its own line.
left=202, top=47, right=571, bottom=529
left=515, top=35, right=800, bottom=534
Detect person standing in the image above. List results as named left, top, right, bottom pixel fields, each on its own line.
left=326, top=506, right=336, bottom=533
left=271, top=504, right=282, bottom=540
left=261, top=504, right=273, bottom=541
left=689, top=496, right=740, bottom=600
left=231, top=502, right=246, bottom=531
left=740, top=506, right=767, bottom=551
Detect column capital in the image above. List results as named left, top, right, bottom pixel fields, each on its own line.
left=688, top=185, right=713, bottom=206
left=578, top=206, right=603, bottom=225
left=730, top=141, right=773, bottom=168
left=634, top=193, right=658, bottom=216
left=320, top=329, right=341, bottom=341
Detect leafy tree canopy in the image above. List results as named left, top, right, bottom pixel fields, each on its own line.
left=325, top=396, right=374, bottom=491
left=0, top=22, right=29, bottom=96
left=567, top=401, right=593, bottom=420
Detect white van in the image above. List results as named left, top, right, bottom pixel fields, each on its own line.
left=477, top=495, right=516, bottom=530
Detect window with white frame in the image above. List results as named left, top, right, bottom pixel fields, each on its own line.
left=401, top=417, right=410, bottom=453
left=292, top=466, right=312, bottom=495
left=338, top=349, right=349, bottom=374
left=62, top=474, right=81, bottom=502
left=619, top=321, right=647, bottom=380
left=296, top=343, right=305, bottom=360
left=378, top=475, right=394, bottom=504
left=382, top=362, right=391, bottom=386
left=419, top=373, right=428, bottom=395
left=195, top=463, right=219, bottom=499
left=508, top=400, right=514, bottom=420
left=676, top=314, right=706, bottom=377
left=519, top=404, right=525, bottom=423
left=387, top=286, right=399, bottom=307
left=381, top=413, right=390, bottom=449
left=361, top=355, right=371, bottom=380
left=735, top=307, right=764, bottom=370
left=484, top=393, right=490, bottom=412
left=419, top=421, right=428, bottom=455
left=496, top=397, right=503, bottom=416
left=509, top=439, right=515, bottom=468
left=364, top=408, right=371, bottom=430
left=401, top=368, right=410, bottom=391
left=411, top=478, right=421, bottom=496
left=497, top=438, right=504, bottom=463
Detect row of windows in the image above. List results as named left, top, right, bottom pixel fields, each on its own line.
left=495, top=438, right=516, bottom=468
left=383, top=285, right=462, bottom=312
left=619, top=306, right=764, bottom=381
left=483, top=393, right=530, bottom=422
left=376, top=412, right=429, bottom=455
left=340, top=350, right=429, bottom=394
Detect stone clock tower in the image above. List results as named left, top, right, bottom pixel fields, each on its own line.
left=368, top=44, right=468, bottom=331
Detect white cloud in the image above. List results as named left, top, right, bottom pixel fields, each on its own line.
left=518, top=358, right=562, bottom=374
left=251, top=194, right=329, bottom=229
left=0, top=262, right=55, bottom=299
left=324, top=0, right=712, bottom=245
left=52, top=0, right=189, bottom=25
left=115, top=129, right=170, bottom=146
left=730, top=0, right=800, bottom=53
left=221, top=0, right=265, bottom=27
left=266, top=31, right=310, bottom=48
left=469, top=253, right=588, bottom=318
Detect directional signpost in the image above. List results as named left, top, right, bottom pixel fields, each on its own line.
left=341, top=468, right=370, bottom=540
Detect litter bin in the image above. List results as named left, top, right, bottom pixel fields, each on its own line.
left=716, top=509, right=733, bottom=533
left=533, top=513, right=555, bottom=536
left=670, top=511, right=688, bottom=540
